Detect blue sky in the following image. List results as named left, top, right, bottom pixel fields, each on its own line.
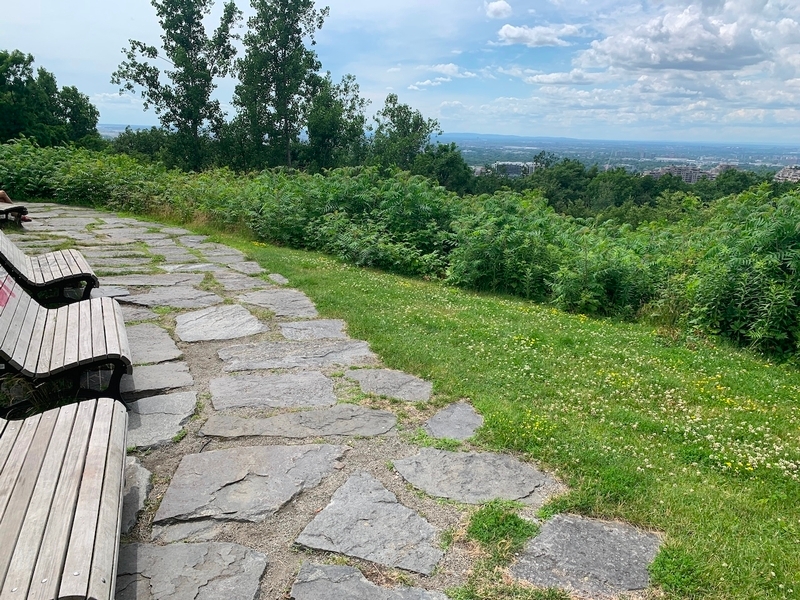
left=3, top=0, right=800, bottom=143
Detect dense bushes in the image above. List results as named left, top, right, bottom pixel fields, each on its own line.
left=3, top=139, right=800, bottom=357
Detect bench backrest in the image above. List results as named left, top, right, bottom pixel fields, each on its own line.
left=0, top=230, right=32, bottom=281
left=0, top=269, right=131, bottom=379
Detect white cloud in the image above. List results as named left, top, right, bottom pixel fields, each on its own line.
left=525, top=69, right=595, bottom=85
left=579, top=4, right=771, bottom=71
left=496, top=23, right=581, bottom=47
left=423, top=63, right=478, bottom=78
left=485, top=1, right=512, bottom=19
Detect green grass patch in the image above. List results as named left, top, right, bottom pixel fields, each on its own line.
left=467, top=500, right=538, bottom=562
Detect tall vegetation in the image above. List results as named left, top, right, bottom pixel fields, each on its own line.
left=4, top=140, right=800, bottom=360
left=232, top=0, right=328, bottom=168
left=0, top=50, right=101, bottom=147
left=111, top=0, right=242, bottom=170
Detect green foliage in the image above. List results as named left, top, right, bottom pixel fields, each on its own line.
left=302, top=73, right=369, bottom=172
left=1, top=49, right=100, bottom=146
left=110, top=126, right=172, bottom=165
left=447, top=191, right=562, bottom=301
left=8, top=141, right=800, bottom=358
left=111, top=0, right=242, bottom=170
left=411, top=142, right=473, bottom=195
left=370, top=93, right=440, bottom=171
left=233, top=0, right=328, bottom=168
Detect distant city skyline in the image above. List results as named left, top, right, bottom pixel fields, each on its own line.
left=3, top=0, right=800, bottom=144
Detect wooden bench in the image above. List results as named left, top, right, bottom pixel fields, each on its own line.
left=0, top=229, right=99, bottom=303
left=0, top=268, right=132, bottom=414
left=0, top=398, right=127, bottom=600
left=0, top=204, right=28, bottom=226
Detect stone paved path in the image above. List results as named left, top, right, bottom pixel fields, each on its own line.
left=8, top=203, right=662, bottom=599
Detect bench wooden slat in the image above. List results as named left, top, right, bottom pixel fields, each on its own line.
left=37, top=256, right=55, bottom=286
left=22, top=305, right=49, bottom=377
left=60, top=250, right=81, bottom=278
left=0, top=293, right=32, bottom=360
left=0, top=409, right=59, bottom=585
left=87, top=400, right=126, bottom=600
left=0, top=235, right=29, bottom=280
left=0, top=420, right=22, bottom=485
left=78, top=300, right=93, bottom=365
left=0, top=404, right=78, bottom=598
left=102, top=299, right=121, bottom=359
left=10, top=299, right=40, bottom=371
left=90, top=299, right=107, bottom=360
left=27, top=400, right=95, bottom=600
left=44, top=253, right=64, bottom=281
left=29, top=256, right=45, bottom=285
left=48, top=306, right=70, bottom=375
left=0, top=279, right=24, bottom=349
left=70, top=250, right=94, bottom=277
left=35, top=309, right=57, bottom=377
left=0, top=414, right=42, bottom=523
left=59, top=399, right=114, bottom=600
left=52, top=252, right=72, bottom=280
left=63, top=303, right=80, bottom=370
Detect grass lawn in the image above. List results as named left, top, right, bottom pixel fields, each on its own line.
left=218, top=237, right=799, bottom=600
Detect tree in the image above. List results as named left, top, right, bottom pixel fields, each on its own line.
left=411, top=143, right=473, bottom=195
left=111, top=0, right=241, bottom=170
left=303, top=73, right=369, bottom=171
left=370, top=94, right=440, bottom=171
left=1, top=49, right=100, bottom=146
left=233, top=0, right=328, bottom=168
left=57, top=86, right=100, bottom=144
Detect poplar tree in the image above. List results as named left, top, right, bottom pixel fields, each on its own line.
left=111, top=0, right=241, bottom=170
left=233, top=0, right=328, bottom=168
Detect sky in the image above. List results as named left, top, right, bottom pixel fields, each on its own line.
left=2, top=0, right=800, bottom=143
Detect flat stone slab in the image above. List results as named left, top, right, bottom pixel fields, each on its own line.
left=160, top=263, right=221, bottom=273
left=218, top=340, right=377, bottom=372
left=126, top=391, right=197, bottom=449
left=346, top=369, right=432, bottom=402
left=175, top=304, right=267, bottom=342
left=393, top=448, right=563, bottom=506
left=123, top=457, right=152, bottom=533
left=201, top=404, right=396, bottom=438
left=280, top=319, right=347, bottom=340
left=101, top=273, right=205, bottom=286
left=210, top=371, right=335, bottom=410
left=160, top=226, right=192, bottom=235
left=296, top=472, right=443, bottom=575
left=214, top=271, right=269, bottom=291
left=229, top=261, right=263, bottom=275
left=116, top=542, right=267, bottom=600
left=291, top=563, right=447, bottom=600
left=155, top=444, right=344, bottom=525
left=423, top=402, right=483, bottom=440
left=122, top=286, right=223, bottom=309
left=121, top=362, right=194, bottom=396
left=238, top=289, right=318, bottom=317
left=178, top=235, right=210, bottom=247
left=511, top=515, right=661, bottom=596
left=268, top=273, right=289, bottom=285
left=121, top=305, right=157, bottom=322
left=91, top=257, right=155, bottom=268
left=127, top=323, right=183, bottom=364
left=90, top=286, right=130, bottom=299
